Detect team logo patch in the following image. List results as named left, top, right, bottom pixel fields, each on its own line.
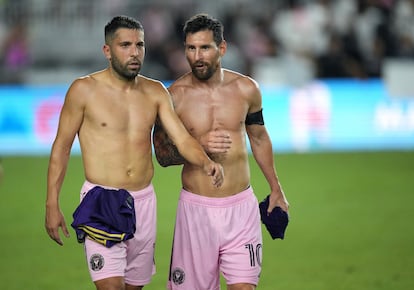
left=171, top=267, right=185, bottom=285
left=90, top=254, right=104, bottom=271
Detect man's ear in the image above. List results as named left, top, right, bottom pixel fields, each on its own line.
left=102, top=44, right=111, bottom=60
left=219, top=40, right=227, bottom=57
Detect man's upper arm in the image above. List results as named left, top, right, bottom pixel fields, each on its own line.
left=245, top=77, right=263, bottom=115
left=153, top=86, right=186, bottom=166
left=245, top=78, right=267, bottom=145
left=153, top=120, right=185, bottom=167
left=53, top=79, right=86, bottom=148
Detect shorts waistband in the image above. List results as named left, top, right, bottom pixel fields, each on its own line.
left=179, top=186, right=254, bottom=207
left=81, top=180, right=154, bottom=200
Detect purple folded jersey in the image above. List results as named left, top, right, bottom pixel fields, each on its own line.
left=259, top=195, right=289, bottom=240
left=71, top=186, right=136, bottom=247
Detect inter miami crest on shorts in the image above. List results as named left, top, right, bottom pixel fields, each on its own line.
left=171, top=267, right=185, bottom=285
left=90, top=253, right=105, bottom=271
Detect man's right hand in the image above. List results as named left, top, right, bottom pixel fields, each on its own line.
left=205, top=161, right=224, bottom=188
left=45, top=206, right=70, bottom=246
left=200, top=130, right=232, bottom=154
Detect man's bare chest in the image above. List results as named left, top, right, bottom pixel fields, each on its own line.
left=85, top=98, right=156, bottom=131
left=175, top=97, right=247, bottom=134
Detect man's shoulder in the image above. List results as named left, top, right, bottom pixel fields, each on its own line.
left=169, top=73, right=191, bottom=86
left=137, top=75, right=166, bottom=89
left=136, top=75, right=170, bottom=100
left=224, top=69, right=257, bottom=86
left=168, top=73, right=192, bottom=93
left=68, top=75, right=95, bottom=94
left=71, top=70, right=103, bottom=88
left=138, top=74, right=161, bottom=83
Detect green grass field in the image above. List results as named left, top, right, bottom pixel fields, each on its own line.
left=0, top=150, right=413, bottom=290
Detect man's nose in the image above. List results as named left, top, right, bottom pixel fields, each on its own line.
left=194, top=49, right=202, bottom=60
left=131, top=46, right=141, bottom=56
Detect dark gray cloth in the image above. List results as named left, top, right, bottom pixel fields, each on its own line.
left=259, top=195, right=289, bottom=240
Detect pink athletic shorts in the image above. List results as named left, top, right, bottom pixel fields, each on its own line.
left=79, top=180, right=156, bottom=286
left=167, top=187, right=262, bottom=290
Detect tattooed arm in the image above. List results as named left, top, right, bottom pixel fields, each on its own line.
left=153, top=118, right=185, bottom=167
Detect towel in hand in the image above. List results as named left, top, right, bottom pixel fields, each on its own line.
left=259, top=195, right=289, bottom=240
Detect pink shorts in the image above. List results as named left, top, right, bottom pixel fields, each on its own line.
left=168, top=187, right=262, bottom=290
left=79, top=181, right=156, bottom=286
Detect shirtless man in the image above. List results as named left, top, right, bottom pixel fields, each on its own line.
left=45, top=15, right=223, bottom=290
left=153, top=14, right=289, bottom=290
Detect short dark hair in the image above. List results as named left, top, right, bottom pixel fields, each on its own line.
left=183, top=13, right=224, bottom=46
left=104, top=15, right=144, bottom=44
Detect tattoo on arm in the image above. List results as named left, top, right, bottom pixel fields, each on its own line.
left=153, top=120, right=185, bottom=167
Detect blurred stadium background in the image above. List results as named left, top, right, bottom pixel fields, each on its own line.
left=1, top=0, right=414, bottom=85
left=0, top=0, right=413, bottom=290
left=1, top=0, right=414, bottom=154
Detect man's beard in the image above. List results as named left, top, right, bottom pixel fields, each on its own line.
left=191, top=61, right=216, bottom=81
left=111, top=56, right=141, bottom=81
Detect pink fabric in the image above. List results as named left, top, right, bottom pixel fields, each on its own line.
left=168, top=187, right=262, bottom=289
left=80, top=181, right=157, bottom=286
